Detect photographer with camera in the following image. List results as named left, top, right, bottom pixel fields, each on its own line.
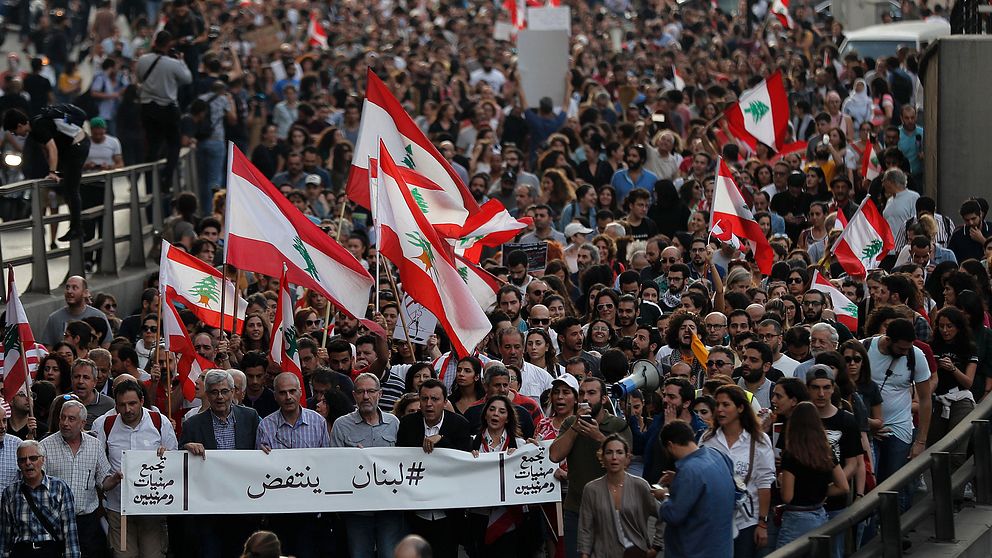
left=137, top=30, right=192, bottom=194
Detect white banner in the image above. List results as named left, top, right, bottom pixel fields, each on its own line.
left=527, top=7, right=571, bottom=33
left=393, top=292, right=439, bottom=345
left=122, top=444, right=560, bottom=515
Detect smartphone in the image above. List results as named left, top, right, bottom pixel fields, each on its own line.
left=822, top=134, right=830, bottom=145
left=580, top=415, right=594, bottom=423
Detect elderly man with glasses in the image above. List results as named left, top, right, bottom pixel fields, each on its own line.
left=180, top=369, right=261, bottom=558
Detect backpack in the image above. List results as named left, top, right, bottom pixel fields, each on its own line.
left=103, top=410, right=164, bottom=438
left=194, top=93, right=221, bottom=141
left=40, top=103, right=88, bottom=129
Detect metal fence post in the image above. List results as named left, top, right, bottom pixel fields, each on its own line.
left=99, top=174, right=117, bottom=275
left=152, top=162, right=163, bottom=233
left=128, top=169, right=146, bottom=268
left=28, top=181, right=51, bottom=294
left=973, top=420, right=992, bottom=505
left=809, top=535, right=833, bottom=558
left=879, top=491, right=903, bottom=558
left=931, top=452, right=955, bottom=542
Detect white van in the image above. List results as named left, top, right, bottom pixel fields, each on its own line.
left=840, top=20, right=951, bottom=59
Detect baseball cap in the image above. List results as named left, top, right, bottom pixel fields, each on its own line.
left=564, top=223, right=593, bottom=238
left=805, top=364, right=836, bottom=384
left=305, top=174, right=321, bottom=186
left=552, top=373, right=580, bottom=395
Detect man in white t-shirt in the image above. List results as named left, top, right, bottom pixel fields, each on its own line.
left=881, top=168, right=919, bottom=255
left=83, top=117, right=123, bottom=170
left=756, top=319, right=800, bottom=377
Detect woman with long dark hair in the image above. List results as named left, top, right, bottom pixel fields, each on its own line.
left=596, top=185, right=621, bottom=216
left=585, top=318, right=619, bottom=354
left=449, top=356, right=485, bottom=415
left=702, top=385, right=775, bottom=555
left=467, top=395, right=527, bottom=557
left=775, top=402, right=849, bottom=549
left=39, top=354, right=72, bottom=395
left=525, top=328, right=561, bottom=376
left=954, top=290, right=992, bottom=400
left=927, top=307, right=978, bottom=449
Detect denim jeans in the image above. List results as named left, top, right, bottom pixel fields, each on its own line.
left=342, top=511, right=407, bottom=558
left=775, top=508, right=827, bottom=550
left=196, top=138, right=226, bottom=210
left=564, top=509, right=579, bottom=558
left=874, top=435, right=913, bottom=511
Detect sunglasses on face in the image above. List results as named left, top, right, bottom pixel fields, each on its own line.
left=707, top=360, right=728, bottom=368
left=530, top=318, right=550, bottom=325
left=788, top=277, right=804, bottom=284
left=597, top=303, right=615, bottom=310
left=142, top=325, right=158, bottom=333
left=306, top=320, right=321, bottom=326
left=17, top=455, right=42, bottom=464
left=845, top=356, right=863, bottom=364
left=103, top=303, right=117, bottom=309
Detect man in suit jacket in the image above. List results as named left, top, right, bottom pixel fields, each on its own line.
left=179, top=369, right=261, bottom=558
left=396, top=379, right=471, bottom=558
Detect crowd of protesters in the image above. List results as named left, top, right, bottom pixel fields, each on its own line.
left=3, top=0, right=992, bottom=557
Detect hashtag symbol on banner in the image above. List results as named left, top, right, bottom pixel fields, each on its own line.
left=406, top=462, right=426, bottom=486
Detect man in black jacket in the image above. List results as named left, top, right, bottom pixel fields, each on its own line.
left=396, top=379, right=472, bottom=558
left=179, top=369, right=261, bottom=558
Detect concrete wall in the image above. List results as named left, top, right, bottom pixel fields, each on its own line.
left=922, top=36, right=992, bottom=216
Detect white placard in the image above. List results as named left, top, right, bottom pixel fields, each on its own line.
left=122, top=444, right=561, bottom=515
left=527, top=6, right=571, bottom=33
left=517, top=30, right=570, bottom=110
left=393, top=293, right=439, bottom=345
left=494, top=21, right=515, bottom=42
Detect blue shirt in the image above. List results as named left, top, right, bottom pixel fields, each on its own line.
left=256, top=407, right=330, bottom=449
left=523, top=109, right=566, bottom=158
left=610, top=168, right=658, bottom=205
left=659, top=446, right=736, bottom=558
left=640, top=412, right=709, bottom=484
left=0, top=475, right=80, bottom=558
left=898, top=125, right=924, bottom=174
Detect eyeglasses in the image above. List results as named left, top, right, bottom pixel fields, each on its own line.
left=802, top=301, right=823, bottom=307
left=17, top=455, right=42, bottom=464
left=706, top=360, right=729, bottom=368
left=706, top=323, right=726, bottom=328
left=757, top=333, right=779, bottom=341
left=530, top=318, right=550, bottom=325
left=596, top=303, right=615, bottom=311
left=530, top=289, right=546, bottom=297
left=142, top=325, right=158, bottom=333
left=788, top=277, right=804, bottom=284
left=844, top=356, right=863, bottom=364
left=305, top=320, right=321, bottom=326
left=354, top=388, right=380, bottom=396
left=207, top=389, right=232, bottom=398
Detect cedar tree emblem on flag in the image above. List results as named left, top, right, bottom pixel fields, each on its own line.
left=860, top=239, right=884, bottom=263
left=402, top=145, right=416, bottom=169
left=189, top=276, right=221, bottom=307
left=744, top=101, right=770, bottom=123
left=412, top=188, right=429, bottom=213
left=407, top=232, right=437, bottom=276
left=292, top=236, right=320, bottom=281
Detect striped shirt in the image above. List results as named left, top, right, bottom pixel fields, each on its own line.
left=211, top=411, right=236, bottom=450
left=0, top=434, right=22, bottom=488
left=39, top=433, right=113, bottom=515
left=256, top=407, right=329, bottom=449
left=0, top=475, right=80, bottom=558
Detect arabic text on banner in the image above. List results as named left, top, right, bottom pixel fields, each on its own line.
left=122, top=443, right=560, bottom=515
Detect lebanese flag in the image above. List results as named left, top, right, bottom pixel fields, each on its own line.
left=307, top=11, right=329, bottom=50
left=770, top=0, right=794, bottom=28
left=811, top=271, right=859, bottom=332
left=723, top=71, right=789, bottom=151
left=861, top=141, right=882, bottom=181
left=0, top=342, right=46, bottom=381
left=672, top=66, right=685, bottom=91
left=225, top=144, right=374, bottom=321
left=348, top=69, right=529, bottom=244
left=710, top=159, right=774, bottom=274
left=270, top=264, right=306, bottom=407
left=769, top=140, right=808, bottom=165
left=2, top=266, right=37, bottom=402
left=504, top=0, right=526, bottom=29
left=160, top=242, right=246, bottom=331
left=832, top=196, right=894, bottom=278
left=162, top=288, right=216, bottom=401
left=454, top=253, right=501, bottom=312
left=377, top=142, right=491, bottom=357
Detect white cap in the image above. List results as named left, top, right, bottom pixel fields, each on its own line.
left=564, top=223, right=593, bottom=238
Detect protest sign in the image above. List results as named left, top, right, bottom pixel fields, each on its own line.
left=394, top=292, right=439, bottom=345
left=527, top=7, right=571, bottom=33
left=517, top=30, right=569, bottom=109
left=502, top=242, right=549, bottom=272
left=122, top=444, right=561, bottom=515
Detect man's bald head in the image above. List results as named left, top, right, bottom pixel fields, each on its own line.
left=394, top=535, right=432, bottom=558
left=113, top=373, right=137, bottom=387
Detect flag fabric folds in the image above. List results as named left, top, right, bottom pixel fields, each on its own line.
left=861, top=141, right=882, bottom=181
left=723, top=71, right=789, bottom=151
left=770, top=0, right=794, bottom=28
left=225, top=144, right=374, bottom=321
left=162, top=287, right=216, bottom=401
left=160, top=241, right=246, bottom=331
left=810, top=271, right=859, bottom=332
left=376, top=142, right=491, bottom=357
left=307, top=11, right=328, bottom=50
left=270, top=264, right=306, bottom=407
left=710, top=159, right=774, bottom=275
left=2, top=266, right=38, bottom=402
left=832, top=196, right=894, bottom=278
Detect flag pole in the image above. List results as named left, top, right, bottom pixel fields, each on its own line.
left=218, top=264, right=228, bottom=338
left=20, top=346, right=34, bottom=439
left=219, top=141, right=234, bottom=339
left=231, top=270, right=242, bottom=339
left=371, top=148, right=381, bottom=314
left=383, top=260, right=416, bottom=358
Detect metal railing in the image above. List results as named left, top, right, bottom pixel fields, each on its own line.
left=771, top=394, right=992, bottom=558
left=0, top=148, right=197, bottom=297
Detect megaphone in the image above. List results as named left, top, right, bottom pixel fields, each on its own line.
left=611, top=360, right=663, bottom=399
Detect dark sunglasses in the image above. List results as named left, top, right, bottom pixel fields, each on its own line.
left=103, top=303, right=117, bottom=309
left=17, top=455, right=42, bottom=464
left=142, top=325, right=158, bottom=333
left=530, top=318, right=551, bottom=325
left=596, top=303, right=615, bottom=310
left=788, top=277, right=804, bottom=284
left=845, top=356, right=863, bottom=364
left=306, top=319, right=321, bottom=326
left=706, top=360, right=729, bottom=368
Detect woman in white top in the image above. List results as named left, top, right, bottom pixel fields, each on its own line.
left=701, top=384, right=776, bottom=557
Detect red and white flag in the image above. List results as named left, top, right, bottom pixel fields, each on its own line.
left=160, top=242, right=246, bottom=331
left=861, top=141, right=883, bottom=181
left=454, top=253, right=502, bottom=312
left=225, top=144, right=374, bottom=321
left=348, top=70, right=529, bottom=244
left=377, top=142, right=491, bottom=357
left=162, top=288, right=216, bottom=401
left=723, top=71, right=789, bottom=151
left=270, top=264, right=306, bottom=406
left=709, top=159, right=774, bottom=274
left=504, top=0, right=526, bottom=29
left=0, top=342, right=46, bottom=381
left=832, top=196, right=894, bottom=277
left=811, top=271, right=858, bottom=332
left=770, top=0, right=794, bottom=28
left=672, top=66, right=685, bottom=91
left=2, top=266, right=38, bottom=402
left=307, top=11, right=329, bottom=50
